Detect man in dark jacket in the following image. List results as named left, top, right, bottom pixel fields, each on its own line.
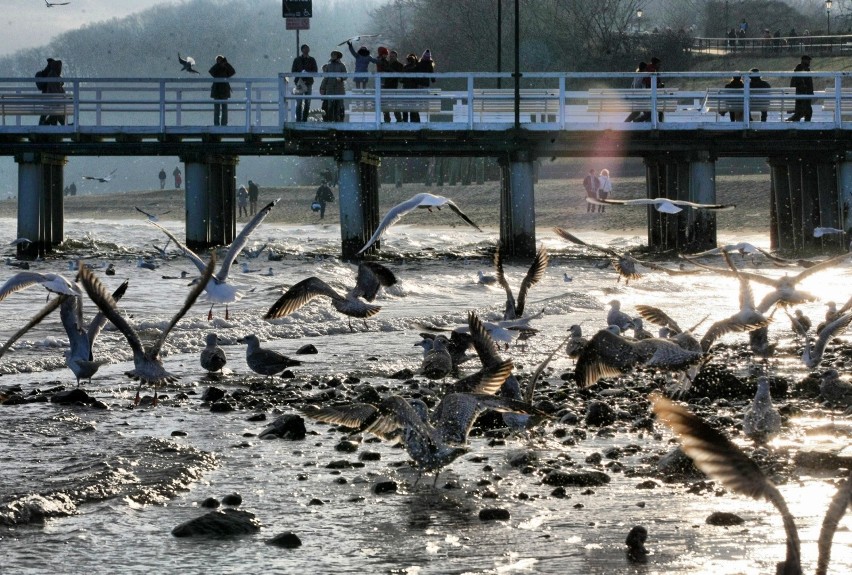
left=787, top=55, right=813, bottom=122
left=247, top=179, right=259, bottom=215
left=291, top=44, right=317, bottom=122
left=209, top=55, right=236, bottom=126
left=313, top=181, right=335, bottom=219
left=401, top=54, right=421, bottom=122
left=37, top=58, right=65, bottom=125
left=748, top=69, right=771, bottom=122
left=377, top=48, right=404, bottom=123
left=723, top=75, right=744, bottom=122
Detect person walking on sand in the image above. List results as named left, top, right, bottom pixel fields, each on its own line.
left=786, top=55, right=813, bottom=122
left=313, top=181, right=335, bottom=219
left=173, top=166, right=182, bottom=189
left=158, top=168, right=166, bottom=190
left=237, top=185, right=249, bottom=218
left=209, top=55, right=236, bottom=126
left=597, top=169, right=612, bottom=213
left=583, top=169, right=599, bottom=213
left=248, top=180, right=259, bottom=215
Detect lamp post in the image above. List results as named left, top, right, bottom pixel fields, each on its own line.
left=826, top=0, right=832, bottom=35
left=637, top=9, right=643, bottom=34
left=497, top=0, right=502, bottom=88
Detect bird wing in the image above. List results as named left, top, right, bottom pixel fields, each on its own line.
left=0, top=272, right=48, bottom=301
left=77, top=266, right=144, bottom=359
left=135, top=206, right=154, bottom=219
left=670, top=199, right=736, bottom=211
left=218, top=198, right=279, bottom=282
left=86, top=279, right=129, bottom=348
left=810, top=312, right=852, bottom=365
left=301, top=402, right=389, bottom=435
left=466, top=310, right=503, bottom=367
left=148, top=221, right=207, bottom=274
left=151, top=254, right=215, bottom=356
left=552, top=227, right=619, bottom=258
left=82, top=176, right=97, bottom=180
left=792, top=251, right=851, bottom=284
left=0, top=295, right=63, bottom=360
left=444, top=199, right=482, bottom=232
left=351, top=261, right=397, bottom=302
left=815, top=473, right=852, bottom=575
left=264, top=277, right=343, bottom=319
left=357, top=193, right=436, bottom=254
left=432, top=392, right=543, bottom=445
left=700, top=314, right=770, bottom=352
left=682, top=254, right=777, bottom=287
left=452, top=358, right=514, bottom=395
left=634, top=304, right=684, bottom=334
left=515, top=246, right=548, bottom=317
left=493, top=248, right=517, bottom=319
left=651, top=394, right=802, bottom=572
left=574, top=329, right=641, bottom=387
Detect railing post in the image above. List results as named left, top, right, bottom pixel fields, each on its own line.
left=743, top=75, right=751, bottom=129
left=374, top=81, right=382, bottom=128
left=835, top=74, right=842, bottom=128
left=467, top=75, right=474, bottom=129
left=244, top=80, right=252, bottom=130
left=95, top=87, right=102, bottom=127
left=72, top=80, right=79, bottom=132
left=558, top=76, right=566, bottom=129
left=176, top=89, right=182, bottom=126
left=278, top=73, right=287, bottom=125
left=254, top=86, right=262, bottom=126
left=159, top=81, right=166, bottom=131
left=650, top=78, right=658, bottom=129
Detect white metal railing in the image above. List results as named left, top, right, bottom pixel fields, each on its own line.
left=2, top=71, right=852, bottom=133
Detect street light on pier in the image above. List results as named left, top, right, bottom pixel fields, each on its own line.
left=637, top=9, right=643, bottom=34
left=826, top=0, right=832, bottom=35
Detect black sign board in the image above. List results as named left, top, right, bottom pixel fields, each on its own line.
left=282, top=0, right=312, bottom=18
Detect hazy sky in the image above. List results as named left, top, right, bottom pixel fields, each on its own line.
left=1, top=1, right=176, bottom=56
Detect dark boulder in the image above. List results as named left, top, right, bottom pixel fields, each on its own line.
left=259, top=414, right=307, bottom=440
left=267, top=531, right=302, bottom=548
left=171, top=509, right=260, bottom=538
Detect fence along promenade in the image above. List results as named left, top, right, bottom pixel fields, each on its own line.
left=3, top=70, right=852, bottom=136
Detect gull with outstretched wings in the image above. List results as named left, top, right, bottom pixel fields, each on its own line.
left=45, top=0, right=70, bottom=6
left=135, top=206, right=172, bottom=222
left=358, top=193, right=482, bottom=254
left=82, top=169, right=117, bottom=183
left=586, top=196, right=735, bottom=213
left=178, top=53, right=199, bottom=74
left=337, top=34, right=380, bottom=46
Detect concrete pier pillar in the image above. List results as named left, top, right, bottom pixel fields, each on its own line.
left=817, top=160, right=843, bottom=252
left=338, top=151, right=380, bottom=259
left=786, top=160, right=804, bottom=251
left=499, top=152, right=536, bottom=258
left=770, top=159, right=794, bottom=251
left=182, top=154, right=238, bottom=251
left=687, top=152, right=717, bottom=252
left=15, top=153, right=66, bottom=259
left=800, top=161, right=820, bottom=251
left=644, top=157, right=664, bottom=248
left=837, top=152, right=852, bottom=234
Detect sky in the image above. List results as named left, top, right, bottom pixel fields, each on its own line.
left=0, top=1, right=176, bottom=57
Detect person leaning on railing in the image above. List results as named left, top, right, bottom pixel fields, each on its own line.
left=401, top=53, right=421, bottom=122
left=319, top=50, right=346, bottom=122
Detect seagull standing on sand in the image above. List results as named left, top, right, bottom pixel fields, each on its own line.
left=264, top=262, right=396, bottom=331
left=150, top=199, right=279, bottom=319
left=242, top=334, right=301, bottom=379
left=200, top=333, right=227, bottom=374
left=787, top=309, right=852, bottom=369
left=742, top=378, right=782, bottom=443
left=494, top=246, right=548, bottom=320
left=357, top=193, right=482, bottom=254
left=77, top=257, right=215, bottom=405
left=606, top=300, right=634, bottom=331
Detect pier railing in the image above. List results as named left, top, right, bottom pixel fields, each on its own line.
left=691, top=34, right=852, bottom=55
left=3, top=71, right=852, bottom=135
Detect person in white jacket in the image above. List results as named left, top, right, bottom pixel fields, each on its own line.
left=596, top=169, right=612, bottom=213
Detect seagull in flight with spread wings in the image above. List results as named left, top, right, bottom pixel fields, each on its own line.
left=178, top=53, right=199, bottom=74
left=337, top=34, right=380, bottom=46
left=150, top=199, right=279, bottom=319
left=45, top=0, right=70, bottom=7
left=358, top=193, right=482, bottom=254
left=586, top=197, right=735, bottom=214
left=82, top=169, right=117, bottom=183
left=135, top=206, right=172, bottom=222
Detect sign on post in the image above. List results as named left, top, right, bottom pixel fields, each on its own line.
left=282, top=0, right=312, bottom=18
left=285, top=17, right=310, bottom=30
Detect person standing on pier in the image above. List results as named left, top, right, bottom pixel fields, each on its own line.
left=749, top=69, right=771, bottom=122
left=248, top=180, right=259, bottom=215
left=158, top=168, right=167, bottom=190
left=401, top=53, right=421, bottom=122
left=209, top=55, right=236, bottom=126
left=625, top=61, right=647, bottom=122
left=723, top=75, right=744, bottom=122
left=347, top=41, right=378, bottom=89
left=583, top=169, right=599, bottom=213
left=787, top=55, right=813, bottom=122
left=377, top=47, right=404, bottom=123
left=291, top=44, right=318, bottom=122
left=320, top=51, right=347, bottom=122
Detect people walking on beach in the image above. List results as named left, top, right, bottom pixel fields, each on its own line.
left=209, top=55, right=236, bottom=126
left=237, top=185, right=249, bottom=218
left=248, top=180, right=259, bottom=215
left=313, top=181, right=335, bottom=219
left=320, top=51, right=347, bottom=122
left=347, top=41, right=378, bottom=89
left=786, top=55, right=813, bottom=122
left=583, top=169, right=599, bottom=213
left=292, top=44, right=318, bottom=122
left=173, top=166, right=182, bottom=189
left=68, top=181, right=76, bottom=196
left=597, top=169, right=612, bottom=213
left=158, top=168, right=166, bottom=190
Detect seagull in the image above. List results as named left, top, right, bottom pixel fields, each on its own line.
left=178, top=53, right=199, bottom=74
left=337, top=34, right=380, bottom=46
left=651, top=393, right=852, bottom=575
left=241, top=262, right=261, bottom=274
left=494, top=246, right=548, bottom=320
left=82, top=169, right=117, bottom=183
left=200, top=333, right=227, bottom=374
left=813, top=226, right=845, bottom=238
left=357, top=193, right=482, bottom=254
left=553, top=227, right=697, bottom=285
left=77, top=256, right=214, bottom=405
left=152, top=238, right=171, bottom=258
left=0, top=271, right=80, bottom=302
left=9, top=238, right=32, bottom=247
left=414, top=330, right=473, bottom=373
left=264, top=261, right=396, bottom=331
left=787, top=309, right=852, bottom=369
left=817, top=297, right=852, bottom=334
left=819, top=369, right=852, bottom=407
left=242, top=334, right=300, bottom=379
left=742, top=378, right=782, bottom=443
left=150, top=199, right=279, bottom=319
left=607, top=300, right=634, bottom=332
left=45, top=0, right=70, bottom=6
left=419, top=335, right=453, bottom=380
left=105, top=263, right=116, bottom=276
left=586, top=197, right=735, bottom=213
left=0, top=280, right=128, bottom=387
left=135, top=206, right=172, bottom=222
left=477, top=270, right=497, bottom=286
left=565, top=324, right=587, bottom=360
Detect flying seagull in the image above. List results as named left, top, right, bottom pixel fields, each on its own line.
left=135, top=206, right=172, bottom=222
left=45, top=0, right=70, bottom=6
left=150, top=199, right=279, bottom=319
left=82, top=169, right=117, bottom=183
left=813, top=226, right=845, bottom=238
left=0, top=271, right=80, bottom=302
left=178, top=53, right=199, bottom=74
left=358, top=193, right=482, bottom=254
left=586, top=197, right=735, bottom=213
left=494, top=245, right=548, bottom=320
left=337, top=34, right=380, bottom=46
